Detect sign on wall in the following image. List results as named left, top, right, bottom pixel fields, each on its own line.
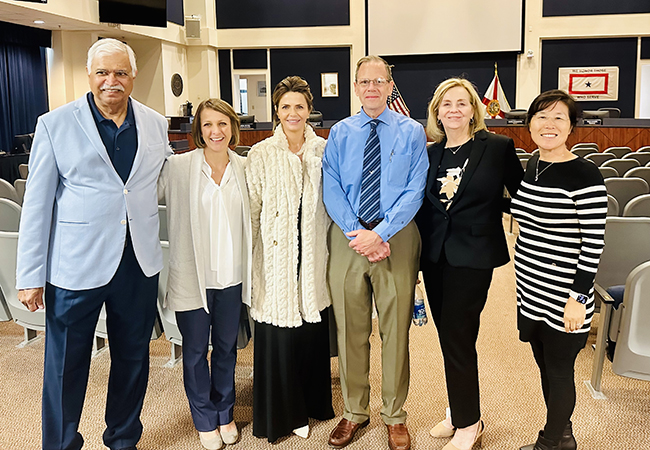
left=558, top=67, right=619, bottom=101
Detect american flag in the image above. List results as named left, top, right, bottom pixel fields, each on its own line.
left=387, top=83, right=410, bottom=117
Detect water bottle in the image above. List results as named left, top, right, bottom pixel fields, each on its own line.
left=412, top=284, right=428, bottom=326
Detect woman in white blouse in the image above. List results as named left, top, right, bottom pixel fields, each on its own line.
left=245, top=76, right=334, bottom=442
left=158, top=99, right=252, bottom=450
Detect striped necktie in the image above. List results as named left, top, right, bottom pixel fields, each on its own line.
left=358, top=119, right=381, bottom=223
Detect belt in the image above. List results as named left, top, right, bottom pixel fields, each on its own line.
left=358, top=218, right=383, bottom=231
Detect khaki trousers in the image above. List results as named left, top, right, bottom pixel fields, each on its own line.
left=327, top=221, right=420, bottom=425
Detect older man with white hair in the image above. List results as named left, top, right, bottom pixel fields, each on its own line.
left=16, top=38, right=171, bottom=450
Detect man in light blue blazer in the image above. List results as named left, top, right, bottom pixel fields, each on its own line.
left=16, top=38, right=172, bottom=450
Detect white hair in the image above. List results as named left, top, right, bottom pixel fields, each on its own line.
left=86, top=38, right=137, bottom=76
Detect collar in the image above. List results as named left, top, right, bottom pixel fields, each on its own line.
left=86, top=92, right=134, bottom=127
left=359, top=107, right=391, bottom=128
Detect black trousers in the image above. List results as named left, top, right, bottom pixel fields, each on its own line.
left=421, top=252, right=494, bottom=428
left=528, top=329, right=587, bottom=443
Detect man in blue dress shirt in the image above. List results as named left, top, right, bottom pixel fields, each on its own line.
left=16, top=38, right=171, bottom=450
left=323, top=55, right=428, bottom=450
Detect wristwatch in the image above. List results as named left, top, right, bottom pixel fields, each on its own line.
left=575, top=294, right=589, bottom=304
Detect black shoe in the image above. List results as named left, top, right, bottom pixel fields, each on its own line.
left=520, top=431, right=560, bottom=450
left=560, top=422, right=577, bottom=450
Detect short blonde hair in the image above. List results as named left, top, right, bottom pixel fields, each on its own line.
left=426, top=78, right=487, bottom=143
left=355, top=55, right=393, bottom=82
left=192, top=98, right=240, bottom=148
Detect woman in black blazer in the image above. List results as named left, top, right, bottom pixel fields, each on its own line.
left=415, top=78, right=523, bottom=450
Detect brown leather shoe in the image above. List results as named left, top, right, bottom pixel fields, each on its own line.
left=387, top=423, right=411, bottom=450
left=328, top=418, right=370, bottom=449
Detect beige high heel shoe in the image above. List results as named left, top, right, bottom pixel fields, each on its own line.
left=441, top=420, right=484, bottom=450
left=430, top=419, right=456, bottom=438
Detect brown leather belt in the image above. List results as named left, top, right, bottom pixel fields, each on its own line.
left=358, top=218, right=383, bottom=230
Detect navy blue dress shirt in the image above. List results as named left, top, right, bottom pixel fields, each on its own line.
left=87, top=92, right=138, bottom=184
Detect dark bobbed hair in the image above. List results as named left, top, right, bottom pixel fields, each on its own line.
left=526, top=89, right=578, bottom=132
left=191, top=98, right=240, bottom=148
left=271, top=76, right=314, bottom=127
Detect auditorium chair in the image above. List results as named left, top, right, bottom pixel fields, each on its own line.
left=572, top=142, right=599, bottom=152
left=235, top=145, right=251, bottom=156
left=587, top=217, right=650, bottom=398
left=606, top=195, right=619, bottom=217
left=637, top=146, right=650, bottom=153
left=623, top=152, right=650, bottom=166
left=13, top=179, right=25, bottom=206
left=622, top=194, right=650, bottom=217
left=18, top=164, right=28, bottom=179
left=0, top=179, right=19, bottom=204
left=604, top=146, right=632, bottom=158
left=572, top=148, right=597, bottom=158
left=605, top=178, right=649, bottom=214
left=598, top=167, right=619, bottom=179
left=158, top=205, right=168, bottom=241
left=0, top=198, right=21, bottom=232
left=624, top=167, right=650, bottom=187
left=586, top=153, right=615, bottom=166
left=610, top=261, right=650, bottom=381
left=602, top=158, right=640, bottom=176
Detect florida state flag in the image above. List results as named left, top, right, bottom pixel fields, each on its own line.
left=482, top=63, right=511, bottom=118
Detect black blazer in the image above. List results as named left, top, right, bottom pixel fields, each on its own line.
left=415, top=129, right=523, bottom=270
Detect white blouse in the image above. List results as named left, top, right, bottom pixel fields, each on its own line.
left=199, top=157, right=244, bottom=289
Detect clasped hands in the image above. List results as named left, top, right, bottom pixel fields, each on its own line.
left=347, top=229, right=390, bottom=263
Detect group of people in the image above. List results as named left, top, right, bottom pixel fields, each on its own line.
left=15, top=38, right=607, bottom=450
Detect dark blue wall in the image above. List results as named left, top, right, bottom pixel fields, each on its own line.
left=270, top=47, right=350, bottom=121
left=383, top=53, right=518, bottom=120
left=233, top=49, right=267, bottom=70
left=218, top=49, right=232, bottom=104
left=543, top=0, right=650, bottom=16
left=216, top=0, right=349, bottom=29
left=541, top=38, right=637, bottom=117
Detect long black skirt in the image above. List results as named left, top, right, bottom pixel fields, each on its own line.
left=253, top=307, right=335, bottom=442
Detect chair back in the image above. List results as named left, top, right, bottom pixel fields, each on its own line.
left=520, top=158, right=529, bottom=171
left=623, top=152, right=650, bottom=166
left=18, top=164, right=29, bottom=179
left=158, top=205, right=168, bottom=241
left=612, top=261, right=650, bottom=381
left=637, top=146, right=650, bottom=153
left=607, top=195, right=619, bottom=217
left=13, top=179, right=26, bottom=206
left=586, top=153, right=616, bottom=166
left=598, top=167, right=619, bottom=179
left=604, top=178, right=650, bottom=213
left=0, top=198, right=21, bottom=232
left=234, top=145, right=251, bottom=156
left=595, top=217, right=650, bottom=289
left=624, top=167, right=650, bottom=187
left=0, top=179, right=19, bottom=203
left=604, top=147, right=632, bottom=158
left=623, top=194, right=650, bottom=217
left=599, top=107, right=621, bottom=118
left=572, top=148, right=597, bottom=158
left=602, top=158, right=640, bottom=176
left=0, top=231, right=46, bottom=331
left=515, top=148, right=526, bottom=154
left=572, top=142, right=599, bottom=152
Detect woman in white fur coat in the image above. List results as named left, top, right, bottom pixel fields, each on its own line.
left=159, top=99, right=251, bottom=450
left=245, top=76, right=334, bottom=442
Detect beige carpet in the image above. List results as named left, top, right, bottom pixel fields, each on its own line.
left=1, top=223, right=649, bottom=450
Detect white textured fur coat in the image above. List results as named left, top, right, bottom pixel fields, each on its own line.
left=245, top=124, right=331, bottom=327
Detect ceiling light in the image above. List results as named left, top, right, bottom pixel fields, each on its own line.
left=34, top=20, right=45, bottom=24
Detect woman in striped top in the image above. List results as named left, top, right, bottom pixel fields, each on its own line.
left=511, top=90, right=607, bottom=450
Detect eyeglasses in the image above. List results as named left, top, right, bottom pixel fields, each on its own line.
left=532, top=113, right=569, bottom=124
left=357, top=78, right=390, bottom=87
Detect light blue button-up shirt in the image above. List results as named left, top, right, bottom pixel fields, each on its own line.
left=322, top=107, right=429, bottom=242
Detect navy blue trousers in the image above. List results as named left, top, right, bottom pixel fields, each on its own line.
left=42, top=238, right=158, bottom=450
left=175, top=285, right=242, bottom=432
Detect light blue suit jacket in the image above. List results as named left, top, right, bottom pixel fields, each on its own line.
left=16, top=94, right=172, bottom=291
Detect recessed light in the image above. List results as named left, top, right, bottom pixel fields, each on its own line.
left=34, top=20, right=45, bottom=24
